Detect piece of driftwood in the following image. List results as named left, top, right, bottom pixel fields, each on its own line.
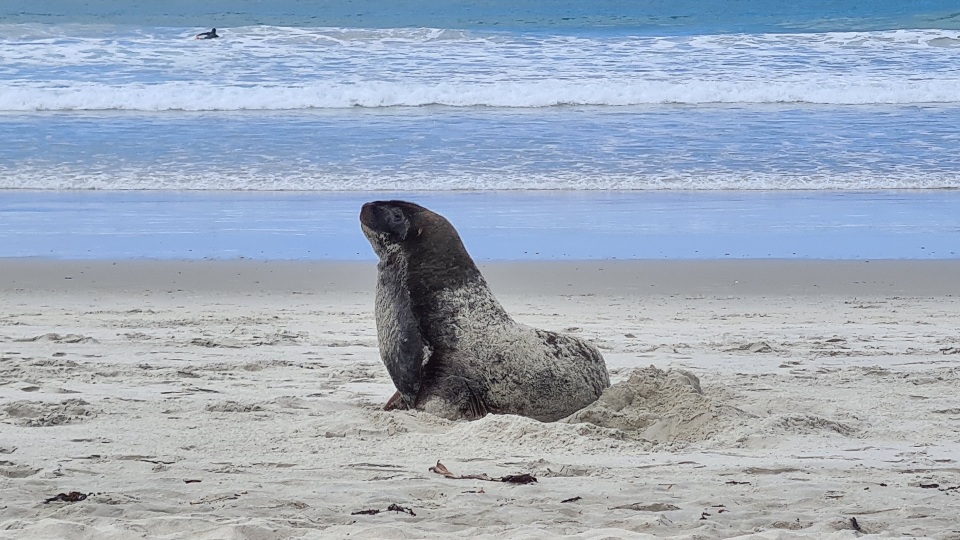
left=610, top=502, right=680, bottom=512
left=428, top=461, right=537, bottom=484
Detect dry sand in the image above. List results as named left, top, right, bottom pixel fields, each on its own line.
left=1, top=259, right=959, bottom=539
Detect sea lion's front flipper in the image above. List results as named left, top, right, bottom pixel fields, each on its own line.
left=383, top=390, right=409, bottom=410
left=375, top=258, right=431, bottom=408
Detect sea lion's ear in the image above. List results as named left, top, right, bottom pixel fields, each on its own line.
left=382, top=206, right=410, bottom=240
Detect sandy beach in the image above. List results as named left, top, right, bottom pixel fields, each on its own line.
left=1, top=259, right=959, bottom=539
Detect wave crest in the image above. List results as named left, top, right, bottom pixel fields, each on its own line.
left=3, top=77, right=959, bottom=112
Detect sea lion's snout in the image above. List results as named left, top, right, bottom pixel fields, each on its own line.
left=359, top=202, right=378, bottom=229
left=360, top=201, right=411, bottom=242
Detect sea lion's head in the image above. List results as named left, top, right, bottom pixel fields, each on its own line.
left=360, top=200, right=477, bottom=273
left=360, top=200, right=424, bottom=257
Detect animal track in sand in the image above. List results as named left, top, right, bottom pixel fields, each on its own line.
left=1, top=398, right=96, bottom=427
left=204, top=401, right=266, bottom=413
left=13, top=333, right=99, bottom=344
left=0, top=464, right=41, bottom=478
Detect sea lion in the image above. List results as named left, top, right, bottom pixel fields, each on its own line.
left=360, top=200, right=610, bottom=422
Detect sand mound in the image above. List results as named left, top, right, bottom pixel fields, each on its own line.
left=564, top=366, right=751, bottom=446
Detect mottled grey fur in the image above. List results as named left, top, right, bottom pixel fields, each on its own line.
left=360, top=200, right=610, bottom=422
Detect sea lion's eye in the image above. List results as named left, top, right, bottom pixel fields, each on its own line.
left=382, top=207, right=409, bottom=239
left=388, top=208, right=404, bottom=224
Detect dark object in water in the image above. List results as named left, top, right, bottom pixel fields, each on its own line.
left=196, top=28, right=220, bottom=40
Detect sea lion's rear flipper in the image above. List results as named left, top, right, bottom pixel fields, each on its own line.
left=419, top=375, right=489, bottom=421
left=376, top=259, right=431, bottom=408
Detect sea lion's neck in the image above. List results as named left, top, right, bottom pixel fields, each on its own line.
left=402, top=245, right=513, bottom=345
left=422, top=272, right=513, bottom=349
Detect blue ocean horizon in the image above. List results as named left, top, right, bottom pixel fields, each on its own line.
left=1, top=1, right=958, bottom=260
left=5, top=0, right=959, bottom=34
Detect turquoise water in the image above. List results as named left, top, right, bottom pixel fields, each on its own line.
left=1, top=1, right=958, bottom=259
left=5, top=0, right=958, bottom=33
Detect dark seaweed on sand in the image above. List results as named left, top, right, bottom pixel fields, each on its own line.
left=44, top=491, right=91, bottom=504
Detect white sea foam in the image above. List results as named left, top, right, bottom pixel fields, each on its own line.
left=2, top=76, right=959, bottom=111
left=2, top=165, right=957, bottom=191
left=2, top=25, right=959, bottom=111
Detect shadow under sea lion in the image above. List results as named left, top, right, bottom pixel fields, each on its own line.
left=360, top=200, right=610, bottom=422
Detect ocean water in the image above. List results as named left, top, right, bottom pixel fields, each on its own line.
left=1, top=1, right=959, bottom=259
left=2, top=190, right=958, bottom=260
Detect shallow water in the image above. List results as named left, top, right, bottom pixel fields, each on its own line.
left=2, top=190, right=957, bottom=260
left=1, top=2, right=957, bottom=259
left=3, top=106, right=960, bottom=191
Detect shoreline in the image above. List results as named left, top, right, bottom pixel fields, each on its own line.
left=3, top=258, right=959, bottom=296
